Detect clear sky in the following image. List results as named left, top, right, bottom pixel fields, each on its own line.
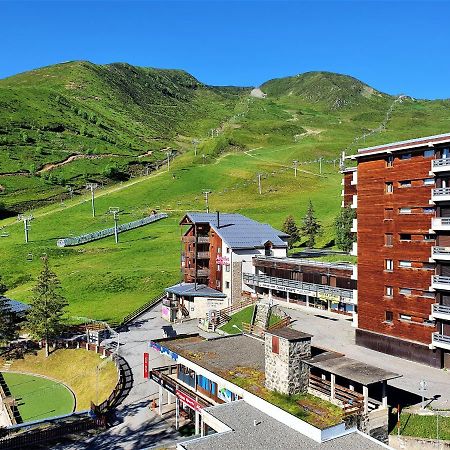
left=1, top=1, right=449, bottom=99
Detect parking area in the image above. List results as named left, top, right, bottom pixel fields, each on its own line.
left=282, top=303, right=450, bottom=409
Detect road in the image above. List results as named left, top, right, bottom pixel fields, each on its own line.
left=51, top=304, right=212, bottom=450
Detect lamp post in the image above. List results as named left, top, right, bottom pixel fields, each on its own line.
left=202, top=190, right=211, bottom=213
left=293, top=160, right=298, bottom=178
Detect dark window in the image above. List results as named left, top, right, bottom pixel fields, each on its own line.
left=385, top=182, right=393, bottom=193
left=399, top=180, right=412, bottom=188
left=401, top=153, right=412, bottom=160
left=272, top=336, right=279, bottom=354
left=385, top=311, right=393, bottom=323
left=386, top=155, right=394, bottom=167
left=424, top=149, right=435, bottom=158
left=385, top=208, right=394, bottom=219
left=399, top=233, right=411, bottom=241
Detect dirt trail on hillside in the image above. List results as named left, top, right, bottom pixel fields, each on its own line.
left=37, top=153, right=124, bottom=173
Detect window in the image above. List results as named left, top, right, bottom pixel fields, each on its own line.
left=385, top=311, right=393, bottom=323
left=385, top=208, right=394, bottom=219
left=424, top=149, right=435, bottom=158
left=385, top=259, right=393, bottom=271
left=385, top=233, right=393, bottom=246
left=226, top=247, right=230, bottom=254
left=422, top=291, right=435, bottom=299
left=217, top=264, right=221, bottom=271
left=225, top=265, right=230, bottom=273
left=424, top=234, right=435, bottom=241
left=424, top=178, right=435, bottom=185
left=385, top=182, right=393, bottom=193
left=399, top=233, right=412, bottom=241
left=385, top=286, right=393, bottom=297
left=386, top=155, right=394, bottom=167
left=217, top=247, right=221, bottom=254
left=399, top=313, right=412, bottom=321
left=422, top=263, right=435, bottom=270
left=423, top=207, right=434, bottom=214
left=399, top=207, right=412, bottom=214
left=272, top=336, right=279, bottom=354
left=399, top=288, right=412, bottom=296
left=225, top=281, right=230, bottom=289
left=399, top=260, right=412, bottom=268
left=399, top=180, right=412, bottom=188
left=401, top=153, right=412, bottom=160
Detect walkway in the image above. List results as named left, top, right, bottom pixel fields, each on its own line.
left=282, top=304, right=450, bottom=409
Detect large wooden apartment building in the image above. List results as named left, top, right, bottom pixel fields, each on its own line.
left=344, top=132, right=450, bottom=368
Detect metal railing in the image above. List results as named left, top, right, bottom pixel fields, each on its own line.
left=120, top=292, right=165, bottom=326
left=184, top=268, right=210, bottom=277
left=432, top=247, right=450, bottom=257
left=432, top=304, right=450, bottom=316
left=433, top=187, right=450, bottom=197
left=432, top=218, right=450, bottom=227
left=196, top=251, right=210, bottom=259
left=432, top=333, right=450, bottom=346
left=433, top=158, right=450, bottom=168
left=433, top=275, right=450, bottom=285
left=243, top=273, right=353, bottom=300
left=253, top=256, right=354, bottom=271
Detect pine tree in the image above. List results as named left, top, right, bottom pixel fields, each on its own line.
left=300, top=200, right=323, bottom=248
left=335, top=206, right=356, bottom=252
left=0, top=279, right=18, bottom=344
left=27, top=256, right=68, bottom=357
left=282, top=215, right=300, bottom=249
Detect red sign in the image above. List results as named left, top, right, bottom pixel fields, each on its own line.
left=143, top=352, right=149, bottom=378
left=176, top=389, right=202, bottom=411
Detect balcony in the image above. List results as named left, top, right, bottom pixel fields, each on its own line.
left=162, top=298, right=179, bottom=308
left=351, top=218, right=357, bottom=233
left=351, top=194, right=357, bottom=209
left=182, top=235, right=210, bottom=244
left=196, top=251, right=210, bottom=259
left=432, top=275, right=450, bottom=291
left=432, top=158, right=450, bottom=173
left=432, top=247, right=450, bottom=261
left=430, top=303, right=450, bottom=321
left=432, top=187, right=450, bottom=202
left=184, top=267, right=210, bottom=277
left=431, top=333, right=450, bottom=351
left=243, top=273, right=355, bottom=304
left=431, top=218, right=450, bottom=231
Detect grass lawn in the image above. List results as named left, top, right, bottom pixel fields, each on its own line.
left=1, top=372, right=74, bottom=422
left=219, top=305, right=282, bottom=334
left=5, top=349, right=118, bottom=410
left=393, top=412, right=450, bottom=440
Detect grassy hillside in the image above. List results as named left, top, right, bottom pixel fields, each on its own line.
left=1, top=63, right=450, bottom=323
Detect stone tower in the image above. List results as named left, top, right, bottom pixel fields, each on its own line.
left=264, top=328, right=312, bottom=395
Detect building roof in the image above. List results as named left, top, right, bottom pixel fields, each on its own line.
left=349, top=132, right=450, bottom=159
left=267, top=327, right=312, bottom=341
left=305, top=353, right=401, bottom=386
left=179, top=400, right=390, bottom=450
left=165, top=283, right=227, bottom=298
left=182, top=212, right=288, bottom=249
left=1, top=296, right=30, bottom=314
left=253, top=255, right=355, bottom=271
left=158, top=333, right=265, bottom=374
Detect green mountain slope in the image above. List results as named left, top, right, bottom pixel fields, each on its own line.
left=1, top=62, right=450, bottom=215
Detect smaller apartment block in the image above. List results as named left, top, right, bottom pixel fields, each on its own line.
left=345, top=132, right=450, bottom=368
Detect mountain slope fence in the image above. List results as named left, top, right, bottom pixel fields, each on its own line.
left=56, top=213, right=168, bottom=247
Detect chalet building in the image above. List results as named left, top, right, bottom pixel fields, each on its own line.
left=163, top=213, right=288, bottom=321
left=242, top=256, right=358, bottom=325
left=345, top=132, right=450, bottom=368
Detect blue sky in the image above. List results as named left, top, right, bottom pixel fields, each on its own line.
left=1, top=1, right=449, bottom=99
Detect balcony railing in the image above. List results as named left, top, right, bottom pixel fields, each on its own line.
left=432, top=275, right=450, bottom=291
left=432, top=218, right=450, bottom=229
left=184, top=268, right=210, bottom=277
left=243, top=273, right=354, bottom=302
left=432, top=247, right=450, bottom=259
left=182, top=235, right=210, bottom=244
left=432, top=303, right=450, bottom=317
left=432, top=333, right=450, bottom=349
left=196, top=251, right=210, bottom=259
left=433, top=158, right=450, bottom=169
left=432, top=187, right=450, bottom=199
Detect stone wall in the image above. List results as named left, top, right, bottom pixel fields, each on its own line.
left=264, top=333, right=311, bottom=395
left=357, top=408, right=389, bottom=444
left=231, top=261, right=242, bottom=304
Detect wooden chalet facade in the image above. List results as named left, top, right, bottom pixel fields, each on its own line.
left=346, top=132, right=450, bottom=368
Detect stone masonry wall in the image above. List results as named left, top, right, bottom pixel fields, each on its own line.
left=231, top=261, right=242, bottom=304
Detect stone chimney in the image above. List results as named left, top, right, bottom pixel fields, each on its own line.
left=265, top=327, right=312, bottom=395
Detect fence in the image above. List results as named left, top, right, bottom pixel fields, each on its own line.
left=56, top=213, right=168, bottom=247
left=119, top=292, right=165, bottom=327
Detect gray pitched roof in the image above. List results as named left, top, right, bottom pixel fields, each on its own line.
left=184, top=212, right=288, bottom=249
left=165, top=283, right=227, bottom=298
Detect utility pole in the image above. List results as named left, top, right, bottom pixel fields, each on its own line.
left=67, top=186, right=74, bottom=199
left=293, top=160, right=299, bottom=178
left=166, top=150, right=171, bottom=171
left=86, top=183, right=98, bottom=217
left=258, top=174, right=262, bottom=195
left=192, top=139, right=199, bottom=156
left=202, top=190, right=211, bottom=213
left=109, top=207, right=120, bottom=244
left=319, top=157, right=323, bottom=175
left=18, top=214, right=33, bottom=244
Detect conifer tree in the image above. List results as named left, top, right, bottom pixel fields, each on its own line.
left=282, top=215, right=300, bottom=248
left=335, top=206, right=356, bottom=252
left=27, top=256, right=68, bottom=357
left=0, top=276, right=18, bottom=344
left=300, top=200, right=323, bottom=248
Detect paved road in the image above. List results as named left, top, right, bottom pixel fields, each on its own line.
left=52, top=303, right=211, bottom=450
left=282, top=304, right=450, bottom=409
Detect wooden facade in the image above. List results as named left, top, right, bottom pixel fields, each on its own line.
left=348, top=134, right=450, bottom=368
